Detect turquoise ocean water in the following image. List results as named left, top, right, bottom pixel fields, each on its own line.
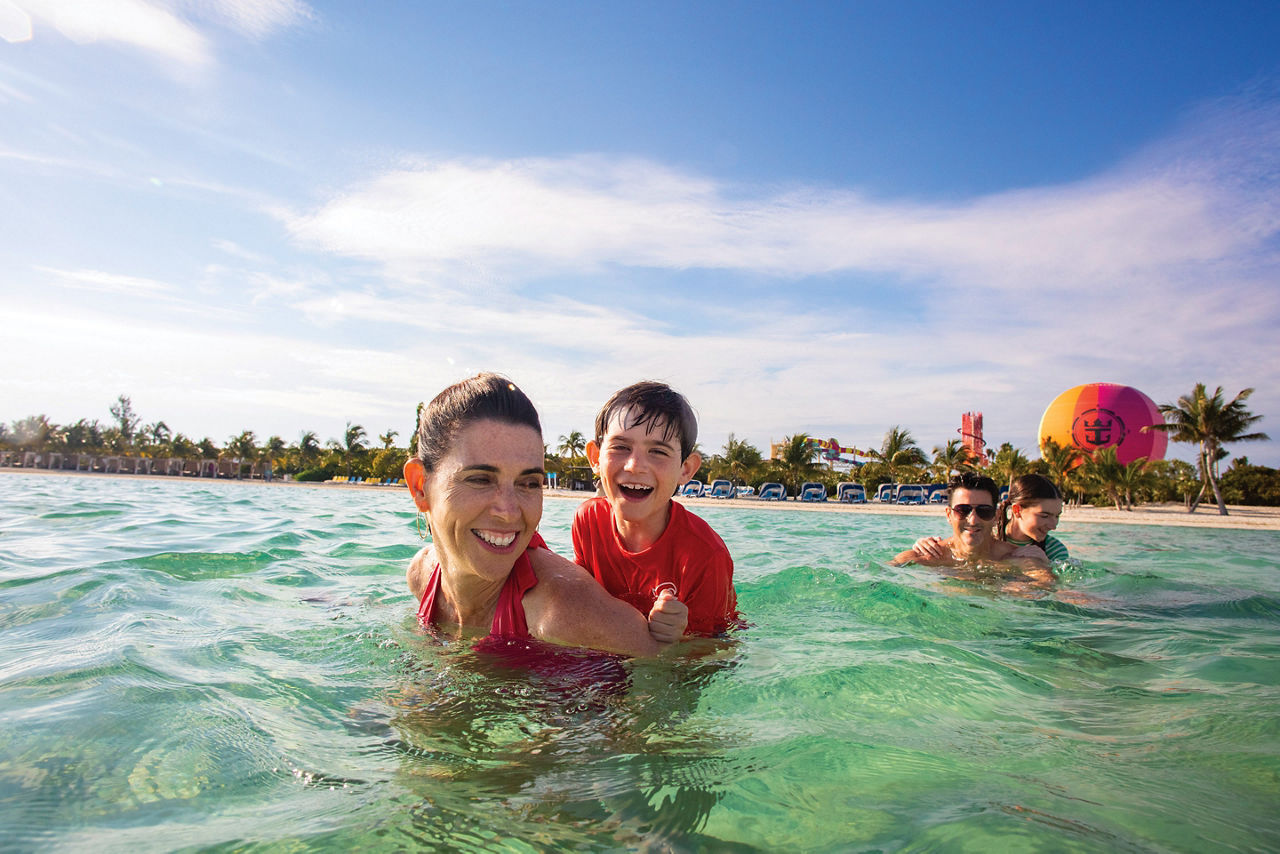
left=2, top=473, right=1279, bottom=852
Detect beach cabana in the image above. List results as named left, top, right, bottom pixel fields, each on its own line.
left=758, top=482, right=786, bottom=501
left=927, top=484, right=947, bottom=503
left=800, top=482, right=827, bottom=502
left=837, top=482, right=866, bottom=503
left=875, top=483, right=897, bottom=502
left=895, top=484, right=927, bottom=504
left=680, top=480, right=704, bottom=498
left=706, top=479, right=733, bottom=499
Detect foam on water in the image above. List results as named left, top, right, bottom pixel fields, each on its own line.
left=1, top=474, right=1278, bottom=852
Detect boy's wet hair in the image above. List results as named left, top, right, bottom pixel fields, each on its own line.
left=594, top=381, right=698, bottom=461
left=946, top=472, right=999, bottom=506
left=415, top=373, right=541, bottom=472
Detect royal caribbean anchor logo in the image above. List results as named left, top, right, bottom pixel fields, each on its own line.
left=1072, top=407, right=1127, bottom=449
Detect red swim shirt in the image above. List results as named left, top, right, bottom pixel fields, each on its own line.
left=571, top=496, right=738, bottom=635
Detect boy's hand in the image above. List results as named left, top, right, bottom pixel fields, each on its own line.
left=647, top=589, right=688, bottom=644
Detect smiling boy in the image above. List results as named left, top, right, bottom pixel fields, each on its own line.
left=572, top=381, right=738, bottom=638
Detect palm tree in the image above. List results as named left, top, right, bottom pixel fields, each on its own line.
left=262, top=435, right=287, bottom=464
left=340, top=422, right=368, bottom=477
left=11, top=415, right=53, bottom=449
left=776, top=434, right=818, bottom=498
left=1038, top=438, right=1084, bottom=505
left=869, top=426, right=927, bottom=484
left=225, top=430, right=258, bottom=479
left=147, top=421, right=171, bottom=446
left=298, top=430, right=320, bottom=466
left=1082, top=447, right=1147, bottom=510
left=988, top=442, right=1031, bottom=490
left=722, top=433, right=763, bottom=486
left=931, top=438, right=972, bottom=481
left=1147, top=384, right=1269, bottom=515
left=557, top=430, right=586, bottom=460
left=378, top=428, right=399, bottom=450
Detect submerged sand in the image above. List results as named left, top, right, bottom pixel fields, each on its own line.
left=5, top=468, right=1278, bottom=531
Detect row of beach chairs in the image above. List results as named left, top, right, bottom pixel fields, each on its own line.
left=326, top=476, right=405, bottom=486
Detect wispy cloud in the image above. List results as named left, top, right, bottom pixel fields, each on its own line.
left=184, top=0, right=312, bottom=39
left=35, top=265, right=176, bottom=296
left=5, top=0, right=313, bottom=67
left=283, top=97, right=1280, bottom=295
left=7, top=0, right=213, bottom=66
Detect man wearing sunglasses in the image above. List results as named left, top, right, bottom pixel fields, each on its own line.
left=891, top=473, right=1050, bottom=573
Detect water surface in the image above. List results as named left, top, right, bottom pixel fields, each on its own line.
left=2, top=474, right=1278, bottom=851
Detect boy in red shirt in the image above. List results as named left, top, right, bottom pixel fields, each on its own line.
left=573, top=381, right=738, bottom=638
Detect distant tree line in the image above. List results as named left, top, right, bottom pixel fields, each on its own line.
left=548, top=385, right=1272, bottom=515
left=3, top=385, right=1272, bottom=513
left=0, top=395, right=418, bottom=483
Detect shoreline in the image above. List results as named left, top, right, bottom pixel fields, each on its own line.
left=6, top=467, right=1279, bottom=532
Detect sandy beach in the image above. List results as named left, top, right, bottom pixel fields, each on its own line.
left=6, top=467, right=1279, bottom=532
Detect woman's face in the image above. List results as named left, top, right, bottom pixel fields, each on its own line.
left=422, top=419, right=545, bottom=583
left=946, top=487, right=997, bottom=552
left=1012, top=498, right=1062, bottom=542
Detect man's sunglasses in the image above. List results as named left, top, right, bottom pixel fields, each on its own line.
left=950, top=503, right=997, bottom=521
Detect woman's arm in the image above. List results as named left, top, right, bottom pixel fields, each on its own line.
left=523, top=547, right=667, bottom=657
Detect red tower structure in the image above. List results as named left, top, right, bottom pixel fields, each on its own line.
left=960, top=412, right=987, bottom=466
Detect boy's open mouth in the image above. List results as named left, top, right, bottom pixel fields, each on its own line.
left=619, top=483, right=654, bottom=499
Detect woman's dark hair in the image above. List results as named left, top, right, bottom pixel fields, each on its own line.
left=593, top=380, right=698, bottom=461
left=946, top=472, right=999, bottom=507
left=997, top=473, right=1062, bottom=540
left=414, top=373, right=541, bottom=471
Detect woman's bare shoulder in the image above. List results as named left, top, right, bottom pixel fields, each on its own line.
left=407, top=545, right=434, bottom=599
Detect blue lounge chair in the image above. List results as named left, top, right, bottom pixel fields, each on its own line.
left=895, top=484, right=927, bottom=504
left=735, top=485, right=755, bottom=498
left=681, top=480, right=704, bottom=498
left=758, top=482, right=786, bottom=501
left=706, top=479, right=733, bottom=499
left=800, top=482, right=827, bottom=502
left=837, top=482, right=867, bottom=503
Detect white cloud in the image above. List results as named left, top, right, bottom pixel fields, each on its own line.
left=283, top=119, right=1278, bottom=294
left=186, top=0, right=312, bottom=39
left=6, top=0, right=313, bottom=67
left=34, top=266, right=176, bottom=296
left=11, top=0, right=212, bottom=67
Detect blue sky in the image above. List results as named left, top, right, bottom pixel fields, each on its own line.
left=2, top=0, right=1278, bottom=467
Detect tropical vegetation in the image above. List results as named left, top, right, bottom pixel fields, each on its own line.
left=3, top=385, right=1276, bottom=508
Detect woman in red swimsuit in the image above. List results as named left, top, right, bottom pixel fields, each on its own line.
left=402, top=373, right=670, bottom=657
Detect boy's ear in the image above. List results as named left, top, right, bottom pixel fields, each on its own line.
left=680, top=451, right=701, bottom=483
left=403, top=458, right=430, bottom=511
left=585, top=441, right=601, bottom=472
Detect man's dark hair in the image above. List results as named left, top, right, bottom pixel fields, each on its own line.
left=593, top=381, right=698, bottom=461
left=946, top=471, right=999, bottom=506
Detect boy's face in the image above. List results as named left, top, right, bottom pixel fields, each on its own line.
left=587, top=408, right=700, bottom=530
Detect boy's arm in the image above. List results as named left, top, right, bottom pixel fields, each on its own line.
left=676, top=549, right=738, bottom=635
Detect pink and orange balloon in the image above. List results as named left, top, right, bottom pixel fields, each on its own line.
left=1039, top=383, right=1167, bottom=465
